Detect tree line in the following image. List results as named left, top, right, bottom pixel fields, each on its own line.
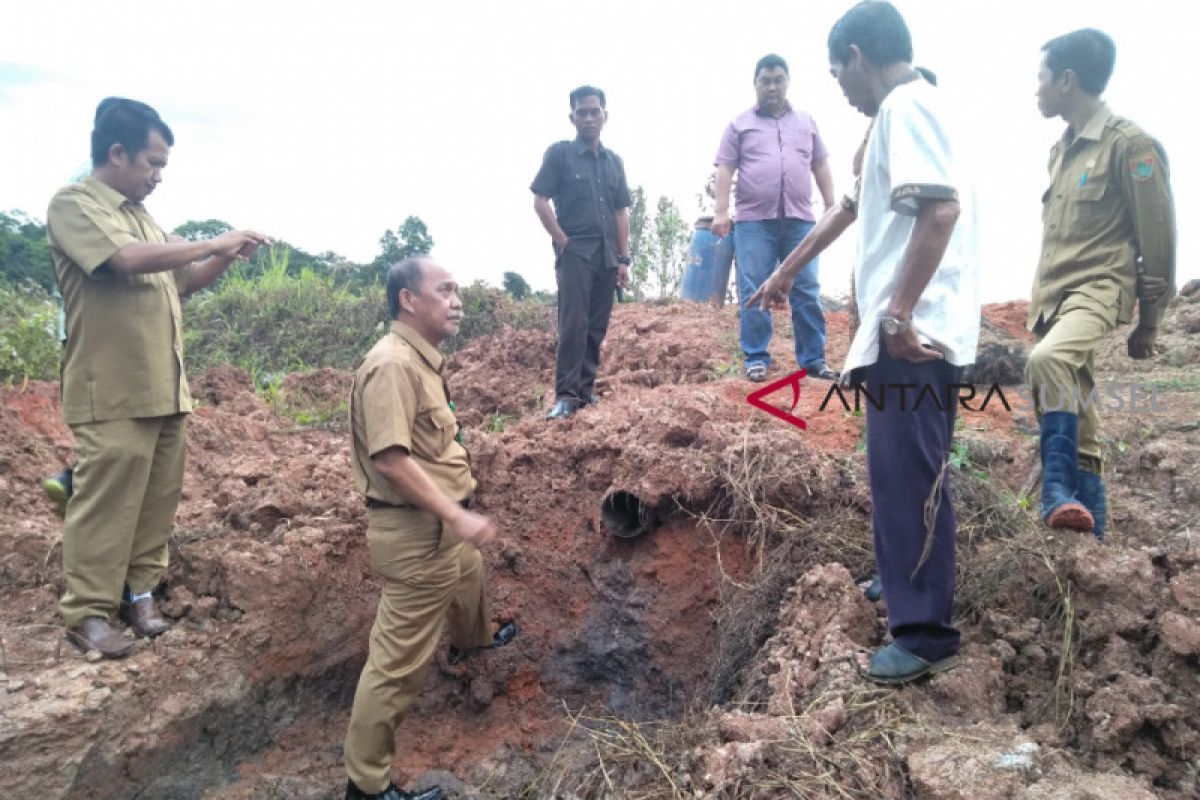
left=2, top=186, right=697, bottom=301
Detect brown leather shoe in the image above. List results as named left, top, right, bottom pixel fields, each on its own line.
left=66, top=618, right=133, bottom=659
left=119, top=596, right=172, bottom=638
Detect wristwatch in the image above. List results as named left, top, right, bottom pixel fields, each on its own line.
left=616, top=254, right=632, bottom=266
left=880, top=314, right=911, bottom=336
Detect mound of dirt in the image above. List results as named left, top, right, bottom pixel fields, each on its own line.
left=2, top=297, right=1197, bottom=799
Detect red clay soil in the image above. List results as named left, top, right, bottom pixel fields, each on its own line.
left=1, top=298, right=1197, bottom=799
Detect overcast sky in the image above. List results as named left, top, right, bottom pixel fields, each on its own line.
left=1, top=0, right=1194, bottom=302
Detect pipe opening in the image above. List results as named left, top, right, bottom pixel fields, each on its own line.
left=600, top=490, right=658, bottom=539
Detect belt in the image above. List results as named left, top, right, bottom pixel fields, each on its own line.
left=366, top=497, right=471, bottom=510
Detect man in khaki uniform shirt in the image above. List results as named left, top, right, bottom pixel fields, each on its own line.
left=1027, top=30, right=1176, bottom=540
left=48, top=98, right=267, bottom=658
left=343, top=256, right=516, bottom=800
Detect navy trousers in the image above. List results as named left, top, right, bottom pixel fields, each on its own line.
left=864, top=345, right=963, bottom=662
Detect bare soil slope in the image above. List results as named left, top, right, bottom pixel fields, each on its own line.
left=1, top=291, right=1197, bottom=799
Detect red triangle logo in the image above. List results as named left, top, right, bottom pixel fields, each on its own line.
left=746, top=369, right=808, bottom=430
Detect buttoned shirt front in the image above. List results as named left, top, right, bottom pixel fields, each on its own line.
left=1029, top=105, right=1176, bottom=330
left=530, top=138, right=632, bottom=269
left=47, top=175, right=191, bottom=425
left=714, top=103, right=829, bottom=223
left=349, top=321, right=475, bottom=506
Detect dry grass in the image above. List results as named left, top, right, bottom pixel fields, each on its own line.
left=523, top=690, right=909, bottom=799
left=689, top=433, right=873, bottom=705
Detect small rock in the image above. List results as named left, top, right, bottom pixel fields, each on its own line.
left=84, top=650, right=103, bottom=663
left=1160, top=610, right=1200, bottom=656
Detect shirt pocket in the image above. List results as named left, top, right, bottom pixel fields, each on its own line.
left=1067, top=180, right=1110, bottom=237
left=569, top=172, right=594, bottom=202
left=414, top=404, right=457, bottom=459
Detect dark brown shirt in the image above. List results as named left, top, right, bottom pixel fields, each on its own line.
left=531, top=138, right=631, bottom=268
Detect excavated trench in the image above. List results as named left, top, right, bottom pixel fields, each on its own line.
left=22, top=498, right=754, bottom=799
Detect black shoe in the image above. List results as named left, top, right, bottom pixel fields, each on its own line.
left=346, top=779, right=444, bottom=800
left=448, top=620, right=520, bottom=665
left=581, top=392, right=600, bottom=406
left=859, top=574, right=883, bottom=602
left=806, top=364, right=840, bottom=381
left=546, top=398, right=580, bottom=420
left=43, top=467, right=74, bottom=516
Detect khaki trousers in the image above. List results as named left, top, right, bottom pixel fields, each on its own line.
left=1027, top=292, right=1118, bottom=474
left=344, top=507, right=493, bottom=793
left=60, top=414, right=188, bottom=628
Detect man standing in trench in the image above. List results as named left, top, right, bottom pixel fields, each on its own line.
left=1026, top=28, right=1175, bottom=541
left=48, top=97, right=268, bottom=658
left=826, top=1, right=980, bottom=683
left=342, top=256, right=517, bottom=800
left=532, top=85, right=632, bottom=420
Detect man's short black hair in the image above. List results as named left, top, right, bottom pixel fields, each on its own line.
left=386, top=256, right=429, bottom=319
left=754, top=53, right=789, bottom=80
left=90, top=97, right=174, bottom=167
left=1042, top=28, right=1116, bottom=95
left=569, top=85, right=606, bottom=110
left=828, top=1, right=913, bottom=68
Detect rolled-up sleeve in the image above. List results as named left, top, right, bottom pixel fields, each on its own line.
left=885, top=97, right=958, bottom=216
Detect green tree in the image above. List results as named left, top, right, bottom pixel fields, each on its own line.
left=649, top=196, right=689, bottom=299
left=502, top=271, right=531, bottom=299
left=374, top=215, right=434, bottom=270
left=626, top=186, right=650, bottom=301
left=172, top=219, right=233, bottom=241
left=0, top=210, right=55, bottom=291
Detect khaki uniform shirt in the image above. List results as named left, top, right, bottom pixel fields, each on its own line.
left=349, top=321, right=475, bottom=505
left=1029, top=105, right=1176, bottom=331
left=47, top=176, right=192, bottom=425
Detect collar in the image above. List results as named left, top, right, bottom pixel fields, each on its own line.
left=83, top=173, right=134, bottom=211
left=391, top=320, right=444, bottom=373
left=754, top=101, right=793, bottom=118
left=1064, top=103, right=1111, bottom=147
left=574, top=137, right=606, bottom=156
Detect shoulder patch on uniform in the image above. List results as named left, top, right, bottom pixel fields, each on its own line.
left=1129, top=156, right=1155, bottom=181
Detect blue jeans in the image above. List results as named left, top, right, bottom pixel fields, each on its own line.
left=733, top=218, right=826, bottom=370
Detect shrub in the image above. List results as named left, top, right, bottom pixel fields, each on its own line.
left=0, top=283, right=59, bottom=382
left=184, top=246, right=387, bottom=376
left=447, top=280, right=553, bottom=350
left=183, top=255, right=552, bottom=376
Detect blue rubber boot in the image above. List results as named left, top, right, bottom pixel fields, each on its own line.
left=1077, top=469, right=1106, bottom=542
left=1039, top=412, right=1094, bottom=533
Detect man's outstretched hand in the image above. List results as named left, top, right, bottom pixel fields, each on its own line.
left=745, top=269, right=791, bottom=312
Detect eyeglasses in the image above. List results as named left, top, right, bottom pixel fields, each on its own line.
left=573, top=107, right=605, bottom=119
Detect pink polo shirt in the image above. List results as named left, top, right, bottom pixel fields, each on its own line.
left=714, top=103, right=829, bottom=223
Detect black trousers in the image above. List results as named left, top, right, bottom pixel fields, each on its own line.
left=554, top=242, right=617, bottom=401
left=864, top=345, right=964, bottom=662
